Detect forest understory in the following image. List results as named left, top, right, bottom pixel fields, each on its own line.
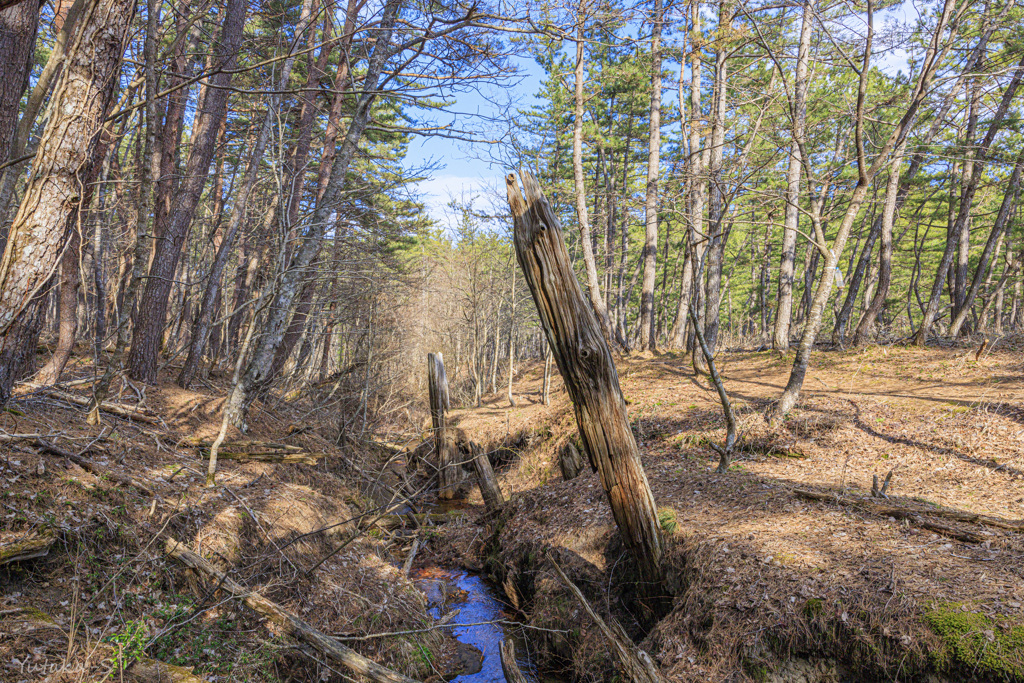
left=1, top=340, right=1022, bottom=683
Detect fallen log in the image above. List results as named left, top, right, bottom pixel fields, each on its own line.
left=199, top=451, right=318, bottom=465
left=499, top=638, right=529, bottom=683
left=164, top=538, right=422, bottom=683
left=793, top=489, right=988, bottom=543
left=469, top=442, right=505, bottom=512
left=550, top=559, right=664, bottom=683
left=0, top=532, right=54, bottom=566
left=185, top=439, right=303, bottom=452
left=30, top=386, right=159, bottom=423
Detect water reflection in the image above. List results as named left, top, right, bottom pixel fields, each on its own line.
left=412, top=567, right=536, bottom=683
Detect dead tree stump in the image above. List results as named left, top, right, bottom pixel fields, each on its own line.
left=428, top=352, right=459, bottom=500
left=506, top=171, right=663, bottom=582
left=469, top=442, right=505, bottom=512
left=559, top=441, right=585, bottom=481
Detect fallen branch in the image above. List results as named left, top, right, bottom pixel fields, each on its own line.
left=368, top=513, right=464, bottom=530
left=33, top=439, right=154, bottom=495
left=0, top=532, right=54, bottom=566
left=164, top=538, right=422, bottom=683
left=793, top=489, right=989, bottom=543
left=499, top=638, right=529, bottom=683
left=550, top=559, right=664, bottom=683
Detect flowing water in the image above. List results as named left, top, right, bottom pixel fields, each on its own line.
left=412, top=566, right=537, bottom=682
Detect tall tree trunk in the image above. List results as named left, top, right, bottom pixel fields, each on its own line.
left=915, top=55, right=1024, bottom=345
left=0, top=0, right=134, bottom=404
left=773, top=0, right=812, bottom=350
left=0, top=0, right=83, bottom=233
left=0, top=0, right=38, bottom=163
left=127, top=0, right=248, bottom=383
left=852, top=141, right=908, bottom=344
left=179, top=0, right=314, bottom=388
left=571, top=15, right=616, bottom=347
left=639, top=0, right=663, bottom=350
left=222, top=0, right=402, bottom=430
left=772, top=0, right=954, bottom=419
left=947, top=147, right=1024, bottom=337
left=703, top=0, right=731, bottom=355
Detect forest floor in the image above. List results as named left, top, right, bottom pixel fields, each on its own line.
left=1, top=342, right=1022, bottom=683
left=442, top=341, right=1024, bottom=682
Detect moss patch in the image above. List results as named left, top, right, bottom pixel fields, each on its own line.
left=925, top=603, right=1024, bottom=680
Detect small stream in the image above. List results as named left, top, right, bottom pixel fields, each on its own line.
left=412, top=566, right=537, bottom=682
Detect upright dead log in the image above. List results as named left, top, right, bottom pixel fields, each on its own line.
left=499, top=638, right=529, bottom=683
left=506, top=171, right=663, bottom=582
left=428, top=352, right=458, bottom=500
left=469, top=441, right=505, bottom=512
left=559, top=441, right=584, bottom=481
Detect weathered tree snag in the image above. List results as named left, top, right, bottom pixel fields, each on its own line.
left=469, top=442, right=505, bottom=512
left=559, top=441, right=584, bottom=481
left=164, top=538, right=423, bottom=683
left=550, top=559, right=664, bottom=683
left=428, top=352, right=459, bottom=500
left=506, top=171, right=663, bottom=582
left=0, top=532, right=54, bottom=566
left=499, top=638, right=529, bottom=683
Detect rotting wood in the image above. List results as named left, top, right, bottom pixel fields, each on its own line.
left=402, top=537, right=419, bottom=577
left=506, top=171, right=663, bottom=582
left=128, top=658, right=211, bottom=683
left=550, top=559, right=664, bottom=683
left=469, top=441, right=505, bottom=512
left=428, top=352, right=459, bottom=500
left=0, top=532, right=54, bottom=566
left=793, top=489, right=997, bottom=542
left=499, top=638, right=529, bottom=683
left=164, top=538, right=423, bottom=683
left=559, top=441, right=584, bottom=481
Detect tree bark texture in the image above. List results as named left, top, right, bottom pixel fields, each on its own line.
left=0, top=0, right=134, bottom=404
left=127, top=0, right=247, bottom=382
left=572, top=19, right=616, bottom=347
left=773, top=0, right=813, bottom=350
left=506, top=170, right=663, bottom=582
left=639, top=0, right=662, bottom=350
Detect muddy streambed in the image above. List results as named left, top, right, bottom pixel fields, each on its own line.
left=412, top=566, right=540, bottom=682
